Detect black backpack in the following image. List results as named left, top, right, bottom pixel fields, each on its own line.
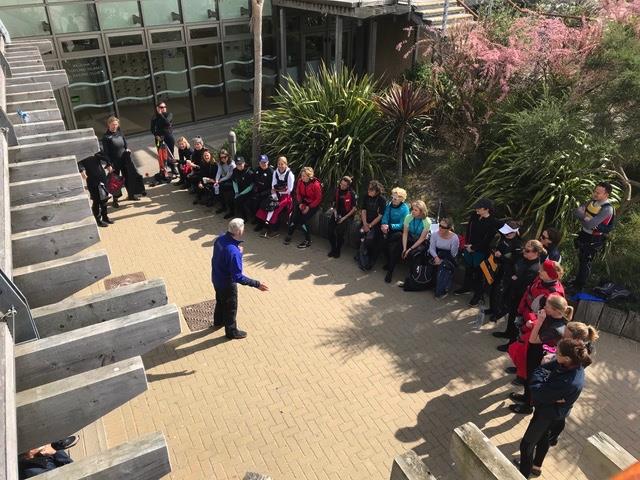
left=404, top=261, right=435, bottom=292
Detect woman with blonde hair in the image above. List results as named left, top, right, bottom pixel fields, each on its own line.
left=380, top=187, right=410, bottom=283
left=255, top=156, right=295, bottom=237
left=175, top=136, right=193, bottom=188
left=509, top=293, right=571, bottom=414
left=284, top=166, right=323, bottom=248
left=395, top=199, right=431, bottom=285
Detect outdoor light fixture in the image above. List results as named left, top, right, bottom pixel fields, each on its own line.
left=170, top=11, right=182, bottom=21
left=207, top=8, right=218, bottom=19
left=41, top=21, right=50, bottom=32
left=132, top=14, right=142, bottom=25
left=240, top=6, right=249, bottom=16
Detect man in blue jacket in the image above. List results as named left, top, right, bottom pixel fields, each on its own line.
left=212, top=218, right=268, bottom=339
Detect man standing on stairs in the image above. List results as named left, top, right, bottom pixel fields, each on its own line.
left=79, top=152, right=114, bottom=228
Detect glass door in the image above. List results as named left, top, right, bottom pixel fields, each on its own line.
left=151, top=47, right=192, bottom=124
left=303, top=34, right=324, bottom=77
left=190, top=43, right=226, bottom=120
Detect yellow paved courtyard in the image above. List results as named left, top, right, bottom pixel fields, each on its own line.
left=77, top=139, right=639, bottom=480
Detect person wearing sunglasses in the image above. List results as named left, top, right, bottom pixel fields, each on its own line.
left=539, top=227, right=562, bottom=263
left=150, top=101, right=176, bottom=172
left=429, top=217, right=459, bottom=298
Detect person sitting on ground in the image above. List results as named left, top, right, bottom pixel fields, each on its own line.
left=249, top=155, right=274, bottom=223
left=19, top=435, right=78, bottom=478
left=231, top=157, right=254, bottom=220
left=516, top=338, right=592, bottom=478
left=255, top=156, right=295, bottom=237
left=357, top=180, right=387, bottom=271
left=284, top=166, right=323, bottom=249
left=328, top=176, right=358, bottom=258
left=509, top=293, right=571, bottom=415
left=430, top=217, right=460, bottom=299
left=193, top=149, right=218, bottom=206
left=186, top=136, right=206, bottom=193
left=485, top=220, right=523, bottom=322
left=176, top=136, right=193, bottom=188
left=391, top=200, right=431, bottom=285
left=493, top=240, right=547, bottom=347
left=380, top=188, right=410, bottom=283
left=539, top=226, right=562, bottom=262
left=79, top=152, right=114, bottom=228
left=214, top=148, right=236, bottom=216
left=455, top=198, right=502, bottom=306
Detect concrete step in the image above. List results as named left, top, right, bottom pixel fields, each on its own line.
left=5, top=59, right=44, bottom=67
left=9, top=173, right=85, bottom=207
left=9, top=155, right=78, bottom=183
left=418, top=5, right=465, bottom=16
left=9, top=134, right=98, bottom=164
left=6, top=90, right=55, bottom=102
left=7, top=108, right=62, bottom=124
left=12, top=216, right=100, bottom=268
left=13, top=120, right=66, bottom=137
left=7, top=97, right=58, bottom=111
left=5, top=82, right=54, bottom=95
left=6, top=40, right=52, bottom=54
left=9, top=65, right=46, bottom=75
left=16, top=128, right=95, bottom=146
left=412, top=0, right=447, bottom=7
left=6, top=70, right=69, bottom=90
left=11, top=195, right=91, bottom=234
left=12, top=249, right=111, bottom=308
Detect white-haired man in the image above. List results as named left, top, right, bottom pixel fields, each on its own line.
left=211, top=218, right=268, bottom=339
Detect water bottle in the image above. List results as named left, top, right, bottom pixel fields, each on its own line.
left=17, top=109, right=30, bottom=123
left=214, top=184, right=220, bottom=195
left=474, top=303, right=486, bottom=328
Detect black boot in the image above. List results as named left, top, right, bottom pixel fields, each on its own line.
left=102, top=215, right=115, bottom=225
left=96, top=217, right=108, bottom=227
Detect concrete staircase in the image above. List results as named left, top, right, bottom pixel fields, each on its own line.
left=399, top=0, right=475, bottom=28
left=1, top=38, right=179, bottom=479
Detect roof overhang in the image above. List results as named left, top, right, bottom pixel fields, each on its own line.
left=273, top=0, right=409, bottom=18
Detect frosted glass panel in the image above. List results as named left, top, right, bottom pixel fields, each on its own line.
left=219, top=0, right=249, bottom=20
left=140, top=0, right=181, bottom=26
left=49, top=3, right=99, bottom=34
left=97, top=1, right=141, bottom=30
left=0, top=6, right=48, bottom=37
left=182, top=0, right=216, bottom=22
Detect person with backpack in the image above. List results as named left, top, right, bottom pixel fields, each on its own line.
left=327, top=176, right=358, bottom=258
left=573, top=182, right=615, bottom=291
left=429, top=217, right=460, bottom=299
left=284, top=166, right=323, bottom=249
left=357, top=180, right=387, bottom=271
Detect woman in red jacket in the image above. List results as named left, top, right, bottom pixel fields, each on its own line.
left=284, top=166, right=323, bottom=249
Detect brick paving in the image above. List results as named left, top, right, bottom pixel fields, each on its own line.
left=76, top=133, right=640, bottom=479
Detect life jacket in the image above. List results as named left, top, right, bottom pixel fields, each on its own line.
left=335, top=188, right=355, bottom=215
left=274, top=169, right=291, bottom=192
left=585, top=201, right=615, bottom=236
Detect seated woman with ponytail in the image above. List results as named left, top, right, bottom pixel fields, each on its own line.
left=509, top=293, right=573, bottom=414
left=517, top=338, right=593, bottom=478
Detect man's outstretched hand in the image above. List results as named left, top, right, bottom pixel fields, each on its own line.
left=258, top=283, right=269, bottom=292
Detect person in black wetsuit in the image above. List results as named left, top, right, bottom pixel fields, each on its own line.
left=231, top=157, right=254, bottom=220
left=176, top=136, right=194, bottom=188
left=249, top=154, right=274, bottom=222
left=79, top=152, right=114, bottom=228
left=327, top=176, right=358, bottom=258
left=150, top=101, right=177, bottom=175
left=357, top=180, right=387, bottom=271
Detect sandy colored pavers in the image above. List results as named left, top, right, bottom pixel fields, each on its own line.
left=75, top=134, right=639, bottom=480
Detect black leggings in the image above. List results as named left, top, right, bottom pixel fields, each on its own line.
left=328, top=216, right=350, bottom=254
left=287, top=206, right=319, bottom=240
left=383, top=231, right=404, bottom=274
left=519, top=409, right=565, bottom=477
left=524, top=343, right=545, bottom=403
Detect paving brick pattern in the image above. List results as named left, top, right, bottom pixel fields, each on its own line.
left=75, top=140, right=640, bottom=480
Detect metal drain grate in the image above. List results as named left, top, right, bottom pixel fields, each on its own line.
left=181, top=299, right=216, bottom=331
left=104, top=272, right=146, bottom=290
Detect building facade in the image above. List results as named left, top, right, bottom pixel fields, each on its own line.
left=0, top=0, right=430, bottom=136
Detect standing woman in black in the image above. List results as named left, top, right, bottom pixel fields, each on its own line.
left=102, top=116, right=143, bottom=206
left=79, top=152, right=114, bottom=227
left=150, top=101, right=178, bottom=175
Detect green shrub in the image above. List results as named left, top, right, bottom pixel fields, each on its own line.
left=233, top=118, right=253, bottom=162
left=261, top=64, right=387, bottom=193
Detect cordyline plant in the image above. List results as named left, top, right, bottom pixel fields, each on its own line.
left=374, top=81, right=434, bottom=179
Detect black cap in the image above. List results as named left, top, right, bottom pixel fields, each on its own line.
left=236, top=156, right=246, bottom=165
left=474, top=198, right=494, bottom=210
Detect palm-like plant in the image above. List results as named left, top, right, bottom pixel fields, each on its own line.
left=375, top=81, right=434, bottom=178
left=261, top=64, right=385, bottom=194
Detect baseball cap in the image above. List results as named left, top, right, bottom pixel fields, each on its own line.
left=473, top=198, right=494, bottom=210
left=499, top=223, right=519, bottom=235
left=259, top=154, right=269, bottom=164
left=236, top=156, right=246, bottom=165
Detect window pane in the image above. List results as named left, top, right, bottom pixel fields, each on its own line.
left=49, top=3, right=99, bottom=34
left=64, top=57, right=114, bottom=135
left=0, top=0, right=43, bottom=5
left=262, top=36, right=277, bottom=106
left=189, top=26, right=218, bottom=39
left=150, top=30, right=182, bottom=43
left=96, top=1, right=141, bottom=30
left=224, top=23, right=249, bottom=36
left=0, top=6, right=49, bottom=38
left=108, top=33, right=144, bottom=48
left=219, top=0, right=249, bottom=20
left=182, top=0, right=216, bottom=22
left=109, top=51, right=154, bottom=134
left=151, top=48, right=191, bottom=124
left=190, top=43, right=225, bottom=119
left=140, top=0, right=181, bottom=26
left=223, top=38, right=252, bottom=114
left=264, top=0, right=272, bottom=16
left=61, top=38, right=100, bottom=54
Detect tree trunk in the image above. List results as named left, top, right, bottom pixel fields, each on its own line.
left=251, top=0, right=263, bottom=166
left=397, top=126, right=405, bottom=179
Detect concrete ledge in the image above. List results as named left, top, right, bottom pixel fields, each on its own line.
left=9, top=173, right=85, bottom=206
left=451, top=422, right=524, bottom=480
left=13, top=120, right=66, bottom=137
left=15, top=304, right=180, bottom=390
left=581, top=432, right=637, bottom=479
left=0, top=325, right=18, bottom=480
left=8, top=155, right=78, bottom=183
left=11, top=216, right=100, bottom=268
left=390, top=451, right=437, bottom=480
left=36, top=432, right=171, bottom=480
left=10, top=195, right=91, bottom=233
left=16, top=357, right=147, bottom=453
left=6, top=70, right=68, bottom=90
left=6, top=89, right=53, bottom=102
left=12, top=249, right=111, bottom=308
left=7, top=108, right=62, bottom=124
left=6, top=97, right=57, bottom=111
left=8, top=135, right=98, bottom=164
left=5, top=82, right=53, bottom=95
left=8, top=65, right=46, bottom=75
left=31, top=278, right=169, bottom=338
left=5, top=59, right=44, bottom=67
left=621, top=311, right=640, bottom=342
left=15, top=128, right=96, bottom=146
left=6, top=40, right=53, bottom=54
